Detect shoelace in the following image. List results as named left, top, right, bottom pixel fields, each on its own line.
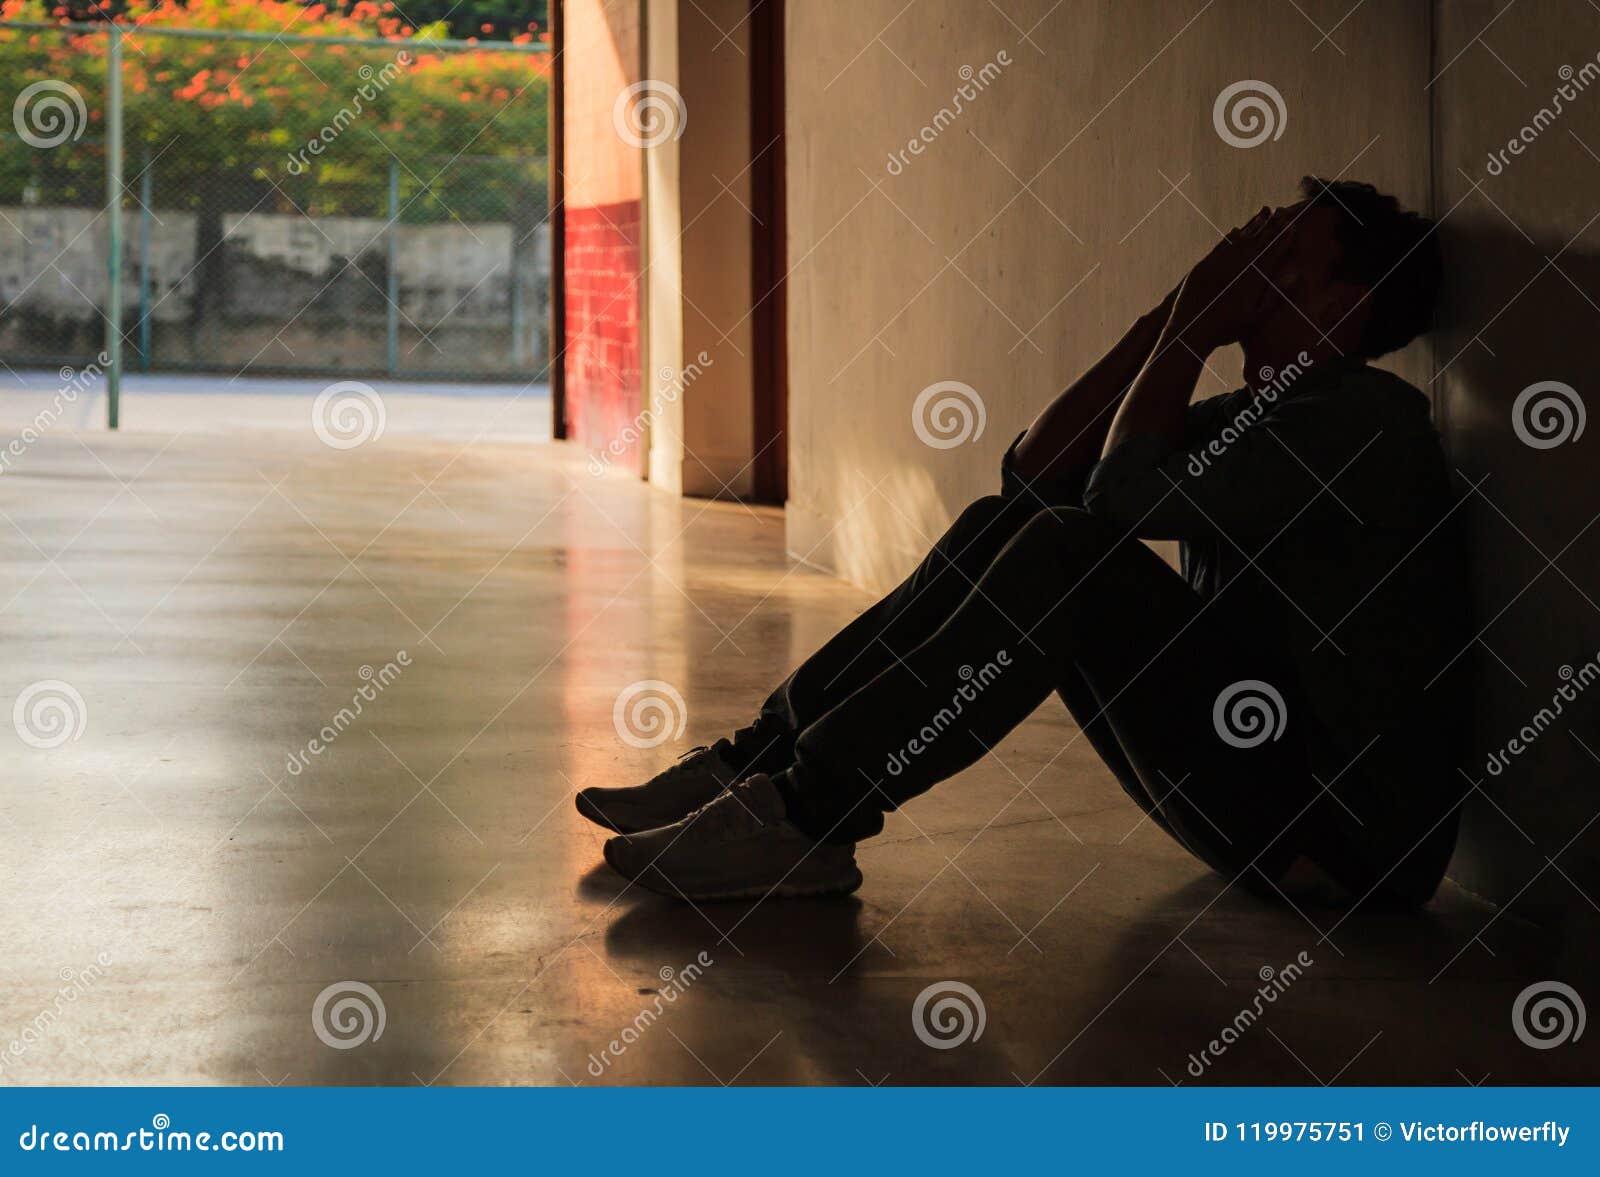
left=661, top=744, right=737, bottom=792
left=684, top=781, right=768, bottom=837
left=655, top=745, right=710, bottom=785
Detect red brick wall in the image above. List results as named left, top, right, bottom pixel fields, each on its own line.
left=564, top=200, right=642, bottom=470
left=561, top=0, right=643, bottom=475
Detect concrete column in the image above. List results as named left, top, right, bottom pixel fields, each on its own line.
left=643, top=0, right=756, bottom=498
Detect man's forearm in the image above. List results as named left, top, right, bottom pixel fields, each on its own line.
left=1100, top=321, right=1208, bottom=460
left=1098, top=216, right=1270, bottom=462
left=1007, top=293, right=1176, bottom=487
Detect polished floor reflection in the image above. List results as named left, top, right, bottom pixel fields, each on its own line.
left=0, top=430, right=1586, bottom=1085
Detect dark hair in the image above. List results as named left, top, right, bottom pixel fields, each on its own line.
left=1298, top=176, right=1441, bottom=359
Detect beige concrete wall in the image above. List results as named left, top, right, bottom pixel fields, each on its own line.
left=643, top=0, right=687, bottom=490
left=1432, top=0, right=1600, bottom=919
left=564, top=0, right=642, bottom=209
left=782, top=0, right=1432, bottom=589
left=676, top=0, right=755, bottom=497
left=644, top=0, right=756, bottom=497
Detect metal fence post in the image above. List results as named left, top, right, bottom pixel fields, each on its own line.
left=138, top=143, right=151, bottom=372
left=511, top=237, right=525, bottom=370
left=104, top=20, right=123, bottom=429
left=386, top=157, right=399, bottom=378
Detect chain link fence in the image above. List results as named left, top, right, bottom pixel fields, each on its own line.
left=0, top=14, right=550, bottom=405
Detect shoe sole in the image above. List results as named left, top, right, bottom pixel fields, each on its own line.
left=602, top=840, right=863, bottom=902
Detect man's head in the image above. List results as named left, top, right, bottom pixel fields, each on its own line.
left=1247, top=177, right=1441, bottom=361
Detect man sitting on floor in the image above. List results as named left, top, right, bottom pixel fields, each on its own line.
left=578, top=177, right=1468, bottom=908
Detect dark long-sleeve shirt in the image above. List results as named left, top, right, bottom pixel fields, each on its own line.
left=1084, top=359, right=1469, bottom=897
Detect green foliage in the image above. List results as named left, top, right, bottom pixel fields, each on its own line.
left=354, top=0, right=548, bottom=42
left=0, top=0, right=549, bottom=223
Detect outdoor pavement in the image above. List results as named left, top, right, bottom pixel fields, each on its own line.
left=0, top=369, right=552, bottom=441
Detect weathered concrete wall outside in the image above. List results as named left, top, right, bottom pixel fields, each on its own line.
left=0, top=206, right=548, bottom=375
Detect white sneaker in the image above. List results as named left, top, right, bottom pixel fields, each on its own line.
left=603, top=773, right=862, bottom=901
left=576, top=743, right=741, bottom=834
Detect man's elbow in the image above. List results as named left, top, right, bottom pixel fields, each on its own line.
left=1081, top=476, right=1147, bottom=529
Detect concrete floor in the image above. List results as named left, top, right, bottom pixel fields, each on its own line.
left=0, top=428, right=1589, bottom=1086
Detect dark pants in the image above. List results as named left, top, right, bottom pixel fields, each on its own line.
left=727, top=494, right=1315, bottom=884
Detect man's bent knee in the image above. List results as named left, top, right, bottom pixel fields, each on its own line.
left=936, top=494, right=1034, bottom=553
left=1011, top=506, right=1126, bottom=558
